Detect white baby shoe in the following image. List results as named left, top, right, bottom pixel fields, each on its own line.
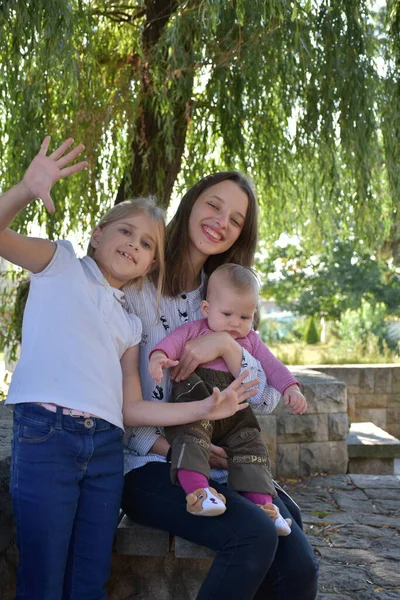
left=259, top=502, right=292, bottom=536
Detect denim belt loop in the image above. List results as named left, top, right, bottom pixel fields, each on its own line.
left=55, top=405, right=63, bottom=430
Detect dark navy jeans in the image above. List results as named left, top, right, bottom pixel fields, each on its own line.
left=11, top=403, right=124, bottom=600
left=122, top=462, right=319, bottom=600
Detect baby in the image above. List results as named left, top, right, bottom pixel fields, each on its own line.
left=149, top=263, right=307, bottom=535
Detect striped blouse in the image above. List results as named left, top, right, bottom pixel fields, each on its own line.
left=123, top=273, right=281, bottom=481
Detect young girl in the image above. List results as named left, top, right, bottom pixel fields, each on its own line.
left=2, top=138, right=256, bottom=600
left=149, top=263, right=307, bottom=534
left=122, top=172, right=319, bottom=600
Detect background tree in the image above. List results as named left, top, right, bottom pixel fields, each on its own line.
left=0, top=0, right=399, bottom=258
left=256, top=239, right=400, bottom=321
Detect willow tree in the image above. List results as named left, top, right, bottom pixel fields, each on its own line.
left=0, top=0, right=399, bottom=250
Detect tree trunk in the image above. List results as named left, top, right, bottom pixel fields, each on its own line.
left=115, top=0, right=193, bottom=209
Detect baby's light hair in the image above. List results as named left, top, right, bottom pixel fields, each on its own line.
left=207, top=263, right=261, bottom=329
left=207, top=263, right=260, bottom=299
left=87, top=197, right=165, bottom=299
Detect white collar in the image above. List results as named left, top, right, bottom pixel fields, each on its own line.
left=81, top=255, right=125, bottom=302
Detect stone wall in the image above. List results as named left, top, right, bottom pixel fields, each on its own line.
left=305, top=365, right=400, bottom=439
left=259, top=368, right=348, bottom=478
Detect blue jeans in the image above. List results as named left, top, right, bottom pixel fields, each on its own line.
left=122, top=462, right=319, bottom=600
left=11, top=403, right=124, bottom=600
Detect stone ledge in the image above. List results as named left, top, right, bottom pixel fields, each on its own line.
left=174, top=536, right=215, bottom=559
left=115, top=517, right=170, bottom=557
left=116, top=517, right=214, bottom=559
left=346, top=422, right=400, bottom=459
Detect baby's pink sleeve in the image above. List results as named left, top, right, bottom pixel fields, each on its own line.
left=150, top=321, right=194, bottom=360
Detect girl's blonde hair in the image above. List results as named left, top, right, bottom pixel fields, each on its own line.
left=87, top=197, right=165, bottom=298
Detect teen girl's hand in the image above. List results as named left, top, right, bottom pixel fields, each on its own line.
left=209, top=444, right=229, bottom=469
left=171, top=332, right=237, bottom=382
left=283, top=385, right=307, bottom=415
left=203, top=370, right=258, bottom=421
left=21, top=136, right=87, bottom=213
left=149, top=351, right=179, bottom=383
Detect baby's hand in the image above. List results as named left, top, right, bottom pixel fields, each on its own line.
left=148, top=351, right=179, bottom=383
left=283, top=385, right=307, bottom=415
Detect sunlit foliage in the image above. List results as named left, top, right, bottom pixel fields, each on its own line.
left=0, top=1, right=399, bottom=258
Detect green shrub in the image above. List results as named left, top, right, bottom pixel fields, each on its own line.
left=304, top=316, right=319, bottom=344
left=274, top=345, right=305, bottom=365
left=337, top=300, right=398, bottom=354
left=319, top=335, right=399, bottom=364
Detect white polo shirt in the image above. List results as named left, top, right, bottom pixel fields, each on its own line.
left=6, top=240, right=142, bottom=429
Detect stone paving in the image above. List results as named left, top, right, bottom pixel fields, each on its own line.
left=284, top=474, right=400, bottom=599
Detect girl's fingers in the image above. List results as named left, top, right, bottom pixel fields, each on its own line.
left=235, top=378, right=258, bottom=393
left=42, top=193, right=55, bottom=214
left=229, top=370, right=248, bottom=390
left=49, top=138, right=74, bottom=160
left=237, top=401, right=249, bottom=411
left=57, top=144, right=85, bottom=168
left=174, top=358, right=197, bottom=381
left=39, top=136, right=51, bottom=156
left=60, top=160, right=88, bottom=178
left=210, top=444, right=228, bottom=458
left=166, top=359, right=179, bottom=368
left=176, top=356, right=192, bottom=377
left=239, top=387, right=258, bottom=401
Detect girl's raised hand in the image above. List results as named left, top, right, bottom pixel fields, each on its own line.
left=203, top=370, right=258, bottom=421
left=22, top=137, right=87, bottom=213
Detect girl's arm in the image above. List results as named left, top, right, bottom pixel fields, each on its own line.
left=0, top=137, right=87, bottom=273
left=121, top=346, right=257, bottom=427
left=171, top=331, right=243, bottom=382
left=170, top=332, right=282, bottom=414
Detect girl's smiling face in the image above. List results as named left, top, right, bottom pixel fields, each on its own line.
left=188, top=180, right=248, bottom=266
left=90, top=212, right=157, bottom=288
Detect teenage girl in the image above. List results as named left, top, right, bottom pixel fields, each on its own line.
left=122, top=172, right=319, bottom=599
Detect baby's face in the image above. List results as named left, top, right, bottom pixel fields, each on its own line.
left=201, top=286, right=257, bottom=339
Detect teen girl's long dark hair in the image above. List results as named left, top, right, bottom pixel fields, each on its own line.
left=159, top=172, right=258, bottom=297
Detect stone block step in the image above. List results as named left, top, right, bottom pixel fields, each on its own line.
left=115, top=517, right=170, bottom=556
left=116, top=516, right=213, bottom=559
left=346, top=422, right=400, bottom=475
left=346, top=422, right=400, bottom=458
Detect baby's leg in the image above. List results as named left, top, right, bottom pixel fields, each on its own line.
left=241, top=492, right=292, bottom=536
left=178, top=469, right=226, bottom=517
left=223, top=413, right=292, bottom=536
left=165, top=370, right=228, bottom=517
left=242, top=491, right=273, bottom=506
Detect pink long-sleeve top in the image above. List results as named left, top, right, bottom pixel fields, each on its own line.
left=150, top=318, right=298, bottom=394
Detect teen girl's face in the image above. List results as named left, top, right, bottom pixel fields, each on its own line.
left=90, top=213, right=157, bottom=288
left=188, top=180, right=248, bottom=265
